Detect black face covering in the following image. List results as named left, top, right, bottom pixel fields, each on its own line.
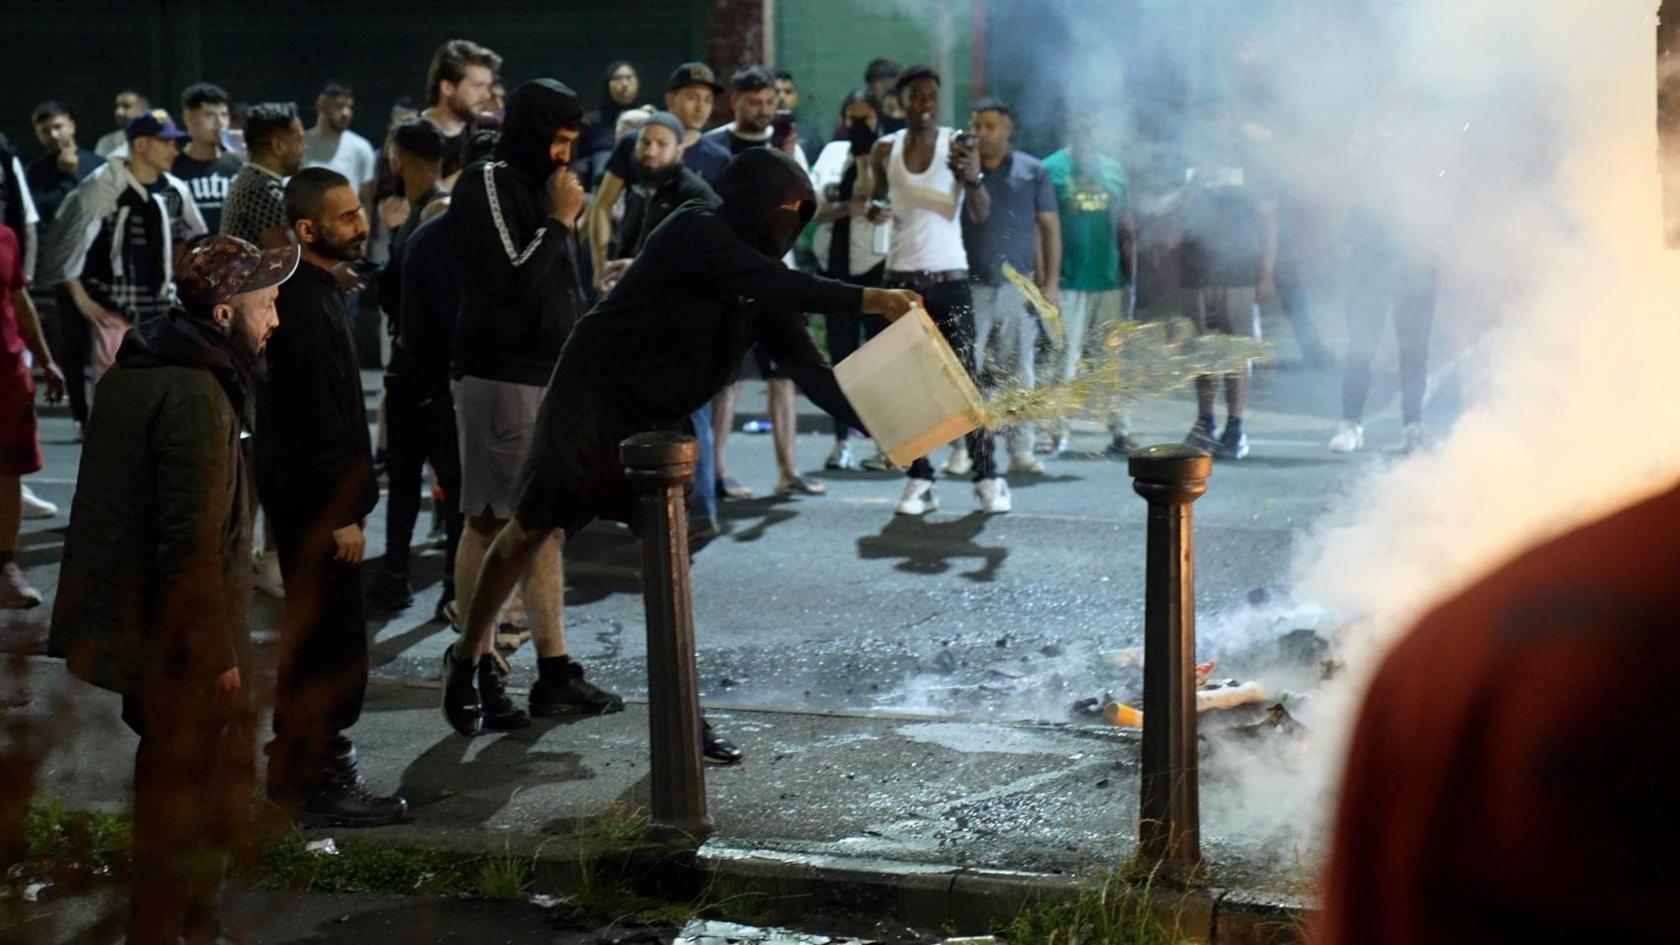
left=755, top=205, right=806, bottom=257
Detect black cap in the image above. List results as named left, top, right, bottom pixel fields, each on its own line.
left=126, top=113, right=192, bottom=143
left=667, top=62, right=725, bottom=95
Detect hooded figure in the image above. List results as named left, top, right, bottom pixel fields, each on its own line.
left=513, top=147, right=873, bottom=536
left=450, top=79, right=587, bottom=387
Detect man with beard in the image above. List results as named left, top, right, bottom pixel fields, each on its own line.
left=596, top=113, right=713, bottom=295
left=423, top=39, right=502, bottom=180
left=305, top=82, right=377, bottom=198
left=446, top=79, right=610, bottom=732
left=221, top=102, right=306, bottom=248
left=258, top=167, right=407, bottom=827
left=443, top=147, right=921, bottom=767
left=50, top=234, right=295, bottom=944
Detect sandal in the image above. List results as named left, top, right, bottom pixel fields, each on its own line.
left=775, top=476, right=828, bottom=496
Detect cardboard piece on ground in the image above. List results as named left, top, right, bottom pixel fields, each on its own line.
left=834, top=306, right=987, bottom=468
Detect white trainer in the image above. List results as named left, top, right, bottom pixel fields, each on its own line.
left=825, top=440, right=857, bottom=470
left=943, top=444, right=973, bottom=477
left=1327, top=421, right=1364, bottom=453
left=895, top=478, right=938, bottom=516
left=1402, top=422, right=1435, bottom=453
left=19, top=485, right=57, bottom=519
left=1008, top=452, right=1045, bottom=475
left=252, top=549, right=286, bottom=599
left=975, top=477, right=1012, bottom=514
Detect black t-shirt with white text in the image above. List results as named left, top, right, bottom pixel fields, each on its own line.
left=172, top=150, right=244, bottom=234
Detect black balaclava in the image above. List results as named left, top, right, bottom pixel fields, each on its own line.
left=494, top=79, right=584, bottom=185
left=715, top=148, right=816, bottom=258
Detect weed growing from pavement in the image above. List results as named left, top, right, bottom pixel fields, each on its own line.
left=999, top=867, right=1192, bottom=945
left=472, top=845, right=533, bottom=901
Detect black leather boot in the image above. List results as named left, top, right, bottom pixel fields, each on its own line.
left=442, top=643, right=483, bottom=737
left=300, top=740, right=410, bottom=828
left=478, top=653, right=532, bottom=731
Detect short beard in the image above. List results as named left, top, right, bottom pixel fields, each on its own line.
left=309, top=232, right=364, bottom=263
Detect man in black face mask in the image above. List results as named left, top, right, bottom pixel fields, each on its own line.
left=444, top=147, right=922, bottom=764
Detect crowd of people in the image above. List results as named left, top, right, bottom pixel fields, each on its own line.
left=0, top=35, right=1447, bottom=945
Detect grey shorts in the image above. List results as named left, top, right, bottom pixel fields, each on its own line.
left=453, top=375, right=545, bottom=520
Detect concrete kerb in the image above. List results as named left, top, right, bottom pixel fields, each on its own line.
left=311, top=824, right=1313, bottom=943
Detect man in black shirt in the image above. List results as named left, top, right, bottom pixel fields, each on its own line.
left=597, top=112, right=716, bottom=292
left=26, top=102, right=102, bottom=228
left=25, top=102, right=103, bottom=428
left=703, top=65, right=780, bottom=157
left=172, top=83, right=244, bottom=234
left=260, top=167, right=407, bottom=827
left=367, top=117, right=450, bottom=618
left=422, top=39, right=502, bottom=182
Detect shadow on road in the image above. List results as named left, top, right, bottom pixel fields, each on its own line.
left=856, top=513, right=1007, bottom=583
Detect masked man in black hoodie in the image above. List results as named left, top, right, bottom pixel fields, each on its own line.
left=50, top=235, right=294, bottom=945
left=447, top=78, right=620, bottom=730
left=444, top=146, right=921, bottom=763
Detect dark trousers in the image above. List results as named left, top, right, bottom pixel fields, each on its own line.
left=382, top=379, right=463, bottom=589
left=1275, top=250, right=1332, bottom=361
left=1342, top=255, right=1438, bottom=425
left=122, top=692, right=253, bottom=945
left=824, top=263, right=886, bottom=439
left=49, top=288, right=91, bottom=425
left=887, top=276, right=995, bottom=482
left=267, top=513, right=369, bottom=796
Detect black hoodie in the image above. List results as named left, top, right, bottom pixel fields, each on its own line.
left=451, top=79, right=587, bottom=386
left=50, top=311, right=257, bottom=696
left=515, top=149, right=872, bottom=531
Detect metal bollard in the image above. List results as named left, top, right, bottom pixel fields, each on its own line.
left=1129, top=444, right=1212, bottom=880
left=621, top=431, right=713, bottom=839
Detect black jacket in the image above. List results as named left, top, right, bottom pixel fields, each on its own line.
left=616, top=165, right=717, bottom=259
left=388, top=209, right=458, bottom=400
left=568, top=148, right=866, bottom=425
left=518, top=148, right=871, bottom=531
left=49, top=312, right=259, bottom=696
left=257, top=260, right=378, bottom=526
left=450, top=79, right=586, bottom=386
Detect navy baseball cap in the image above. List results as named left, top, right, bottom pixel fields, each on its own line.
left=126, top=113, right=192, bottom=143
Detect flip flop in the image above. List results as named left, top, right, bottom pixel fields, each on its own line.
left=717, top=476, right=754, bottom=500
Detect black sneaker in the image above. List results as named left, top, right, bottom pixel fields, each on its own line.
left=703, top=721, right=743, bottom=766
left=442, top=644, right=483, bottom=737
left=299, top=742, right=410, bottom=828
left=478, top=654, right=532, bottom=731
left=1104, top=434, right=1141, bottom=459
left=1184, top=421, right=1218, bottom=453
left=364, top=571, right=414, bottom=619
left=529, top=659, right=625, bottom=717
left=1215, top=424, right=1250, bottom=460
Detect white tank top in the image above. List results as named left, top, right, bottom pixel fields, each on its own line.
left=885, top=128, right=969, bottom=272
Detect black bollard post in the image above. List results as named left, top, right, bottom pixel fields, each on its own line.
left=622, top=431, right=712, bottom=839
left=1129, top=444, right=1212, bottom=880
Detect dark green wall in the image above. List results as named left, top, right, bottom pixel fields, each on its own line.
left=3, top=0, right=707, bottom=158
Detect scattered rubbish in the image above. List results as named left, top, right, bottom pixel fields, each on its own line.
left=1040, top=643, right=1064, bottom=657
left=1069, top=696, right=1104, bottom=718
left=1197, top=680, right=1267, bottom=712
left=1228, top=702, right=1307, bottom=740
left=995, top=637, right=1009, bottom=648
left=530, top=893, right=569, bottom=909
left=929, top=649, right=959, bottom=674
left=718, top=677, right=738, bottom=689
left=742, top=419, right=773, bottom=434
left=944, top=938, right=1000, bottom=945
left=305, top=838, right=340, bottom=857
left=21, top=882, right=48, bottom=903
left=1275, top=628, right=1329, bottom=668
left=1094, top=778, right=1112, bottom=790
left=1103, top=702, right=1143, bottom=727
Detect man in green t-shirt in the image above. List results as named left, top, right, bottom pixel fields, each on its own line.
left=1041, top=117, right=1136, bottom=456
